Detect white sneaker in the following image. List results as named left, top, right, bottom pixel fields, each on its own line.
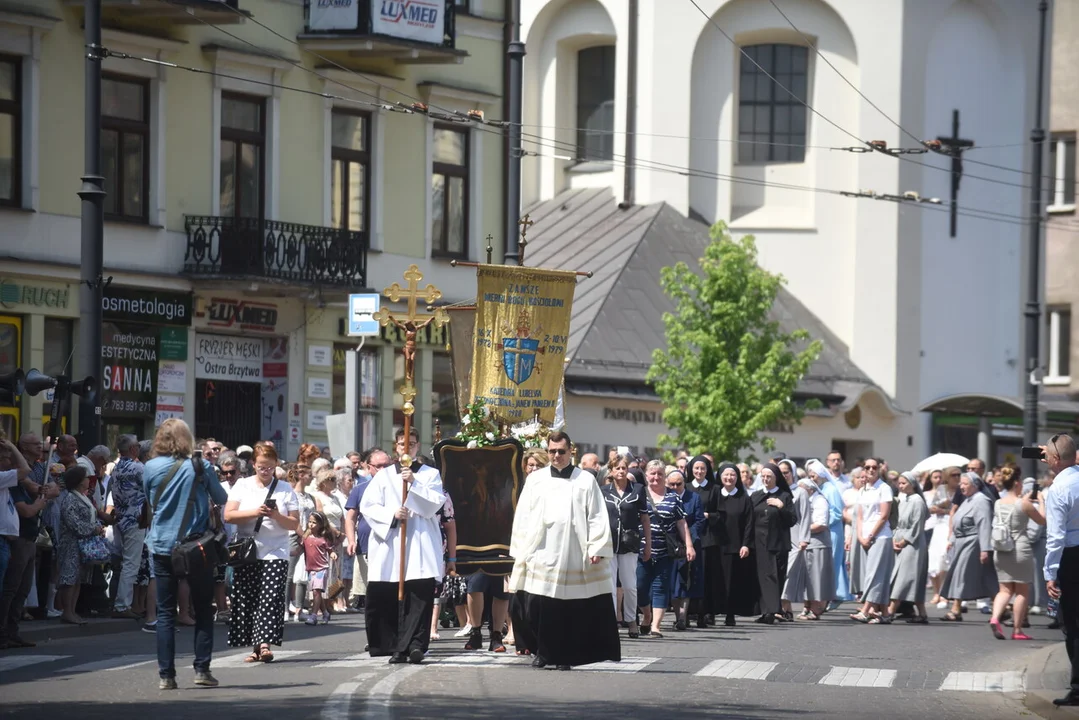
left=454, top=623, right=473, bottom=638
left=936, top=601, right=948, bottom=609
left=47, top=608, right=63, bottom=619
left=1030, top=605, right=1043, bottom=616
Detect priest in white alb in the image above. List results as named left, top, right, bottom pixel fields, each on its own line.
left=508, top=431, right=621, bottom=669
left=360, top=428, right=446, bottom=664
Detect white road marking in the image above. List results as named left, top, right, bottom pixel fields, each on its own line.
left=0, top=655, right=71, bottom=673
left=213, top=649, right=311, bottom=667
left=819, top=666, right=897, bottom=688
left=939, top=671, right=1025, bottom=693
left=575, top=656, right=661, bottom=673
left=314, top=654, right=387, bottom=669
left=363, top=665, right=425, bottom=720
left=55, top=655, right=156, bottom=673
left=695, top=659, right=778, bottom=680
left=321, top=681, right=360, bottom=720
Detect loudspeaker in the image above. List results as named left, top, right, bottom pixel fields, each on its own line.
left=69, top=376, right=96, bottom=398
left=0, top=369, right=24, bottom=405
left=24, top=369, right=56, bottom=397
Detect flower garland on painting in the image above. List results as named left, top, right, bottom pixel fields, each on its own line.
left=455, top=400, right=499, bottom=449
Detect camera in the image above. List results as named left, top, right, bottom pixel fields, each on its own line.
left=1020, top=446, right=1045, bottom=460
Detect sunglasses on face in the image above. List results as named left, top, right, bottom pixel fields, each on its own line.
left=864, top=464, right=879, bottom=471
left=548, top=448, right=568, bottom=456
left=220, top=469, right=237, bottom=476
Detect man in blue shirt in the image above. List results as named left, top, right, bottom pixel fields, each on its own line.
left=1042, top=433, right=1079, bottom=707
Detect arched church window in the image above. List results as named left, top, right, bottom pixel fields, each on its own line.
left=737, top=44, right=808, bottom=164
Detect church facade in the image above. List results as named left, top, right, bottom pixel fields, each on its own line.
left=518, top=0, right=1050, bottom=467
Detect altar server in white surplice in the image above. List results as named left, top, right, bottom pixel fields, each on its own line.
left=508, top=432, right=621, bottom=670
left=361, top=428, right=446, bottom=664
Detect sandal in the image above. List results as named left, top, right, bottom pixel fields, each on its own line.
left=515, top=648, right=532, bottom=656
left=258, top=644, right=275, bottom=662
left=650, top=630, right=664, bottom=639
left=243, top=652, right=261, bottom=664
left=796, top=612, right=820, bottom=621
left=906, top=615, right=929, bottom=624
left=940, top=611, right=962, bottom=622
left=849, top=611, right=871, bottom=623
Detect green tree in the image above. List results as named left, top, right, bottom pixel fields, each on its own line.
left=647, top=221, right=822, bottom=461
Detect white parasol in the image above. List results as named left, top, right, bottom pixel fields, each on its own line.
left=910, top=452, right=970, bottom=475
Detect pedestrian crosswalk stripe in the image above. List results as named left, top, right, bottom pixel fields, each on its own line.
left=939, top=671, right=1025, bottom=693
left=428, top=653, right=658, bottom=673
left=695, top=659, right=778, bottom=680
left=314, top=654, right=387, bottom=669
left=819, top=666, right=897, bottom=688
left=0, top=655, right=71, bottom=673
left=214, top=650, right=311, bottom=667
left=54, top=655, right=156, bottom=674
left=572, top=657, right=660, bottom=673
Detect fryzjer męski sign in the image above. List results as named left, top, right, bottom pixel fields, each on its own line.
left=194, top=334, right=264, bottom=382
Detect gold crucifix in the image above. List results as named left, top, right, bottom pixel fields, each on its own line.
left=372, top=263, right=448, bottom=601
left=517, top=214, right=535, bottom=267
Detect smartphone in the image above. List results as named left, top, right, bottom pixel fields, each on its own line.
left=265, top=498, right=277, bottom=510
left=1020, top=446, right=1045, bottom=460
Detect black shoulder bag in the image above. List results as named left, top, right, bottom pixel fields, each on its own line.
left=170, top=453, right=225, bottom=578
left=225, top=475, right=279, bottom=568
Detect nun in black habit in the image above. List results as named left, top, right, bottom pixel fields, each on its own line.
left=690, top=456, right=719, bottom=627
left=706, top=462, right=757, bottom=625
left=751, top=462, right=798, bottom=624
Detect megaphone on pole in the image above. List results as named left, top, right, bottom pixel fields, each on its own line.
left=0, top=369, right=25, bottom=405
left=24, top=369, right=57, bottom=397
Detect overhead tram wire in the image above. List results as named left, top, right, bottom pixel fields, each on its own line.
left=107, top=26, right=1079, bottom=235
left=766, top=0, right=1072, bottom=190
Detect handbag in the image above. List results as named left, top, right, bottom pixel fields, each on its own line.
left=326, top=578, right=346, bottom=600
left=225, top=476, right=278, bottom=568
left=171, top=453, right=231, bottom=578
left=78, top=534, right=111, bottom=564
left=646, top=493, right=687, bottom=560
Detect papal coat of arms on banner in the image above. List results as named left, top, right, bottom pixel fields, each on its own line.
left=499, top=310, right=542, bottom=386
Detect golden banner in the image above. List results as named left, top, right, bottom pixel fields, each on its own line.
left=470, top=265, right=577, bottom=425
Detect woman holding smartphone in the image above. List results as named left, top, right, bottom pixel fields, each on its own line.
left=224, top=443, right=300, bottom=663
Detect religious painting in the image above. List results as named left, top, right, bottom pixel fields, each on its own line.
left=432, top=437, right=524, bottom=576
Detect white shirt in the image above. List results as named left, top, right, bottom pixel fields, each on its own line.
left=810, top=492, right=830, bottom=527
left=1044, top=465, right=1079, bottom=582
left=0, top=468, right=20, bottom=537
left=360, top=463, right=446, bottom=583
left=228, top=476, right=300, bottom=561
left=858, top=479, right=894, bottom=540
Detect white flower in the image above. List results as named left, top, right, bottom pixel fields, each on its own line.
left=486, top=432, right=495, bottom=441
left=466, top=440, right=478, bottom=449
left=481, top=405, right=490, bottom=418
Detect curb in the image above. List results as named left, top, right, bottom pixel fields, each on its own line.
left=1023, top=641, right=1079, bottom=719
left=19, top=617, right=143, bottom=644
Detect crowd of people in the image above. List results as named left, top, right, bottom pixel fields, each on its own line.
left=0, top=422, right=1075, bottom=692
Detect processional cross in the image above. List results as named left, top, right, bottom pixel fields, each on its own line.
left=935, top=109, right=974, bottom=238
left=373, top=264, right=449, bottom=600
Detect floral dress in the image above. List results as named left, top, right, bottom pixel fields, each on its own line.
left=58, top=492, right=98, bottom=586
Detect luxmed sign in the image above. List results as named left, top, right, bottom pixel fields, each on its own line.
left=372, top=0, right=444, bottom=44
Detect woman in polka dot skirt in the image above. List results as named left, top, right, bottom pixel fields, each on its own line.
left=224, top=443, right=300, bottom=662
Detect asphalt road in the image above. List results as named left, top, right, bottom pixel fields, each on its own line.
left=0, top=604, right=1065, bottom=720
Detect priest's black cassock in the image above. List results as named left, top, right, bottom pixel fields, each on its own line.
left=508, top=462, right=621, bottom=667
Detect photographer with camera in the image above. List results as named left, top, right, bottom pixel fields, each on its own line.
left=144, top=419, right=228, bottom=690
left=1039, top=434, right=1079, bottom=707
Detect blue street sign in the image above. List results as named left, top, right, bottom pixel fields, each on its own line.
left=348, top=293, right=381, bottom=336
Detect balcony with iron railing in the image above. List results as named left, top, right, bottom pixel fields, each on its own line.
left=184, top=216, right=368, bottom=289
left=300, top=0, right=466, bottom=64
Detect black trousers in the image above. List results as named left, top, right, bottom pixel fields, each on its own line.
left=1059, top=546, right=1079, bottom=693
left=365, top=579, right=435, bottom=657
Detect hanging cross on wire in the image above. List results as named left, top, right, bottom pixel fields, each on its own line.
left=517, top=214, right=535, bottom=266
left=934, top=109, right=974, bottom=238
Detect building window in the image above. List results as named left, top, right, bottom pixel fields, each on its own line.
left=1049, top=133, right=1076, bottom=212
left=43, top=318, right=73, bottom=433
left=101, top=75, right=150, bottom=222
left=1047, top=307, right=1072, bottom=384
left=738, top=44, right=808, bottom=164
left=576, top=45, right=615, bottom=163
left=0, top=55, right=21, bottom=208
left=220, top=93, right=265, bottom=219
left=332, top=343, right=381, bottom=450
left=431, top=125, right=469, bottom=258
left=331, top=110, right=370, bottom=231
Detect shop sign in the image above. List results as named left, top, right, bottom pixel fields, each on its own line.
left=308, top=376, right=332, bottom=399
left=159, top=327, right=188, bottom=361
left=206, top=297, right=278, bottom=333
left=0, top=278, right=71, bottom=310
left=155, top=393, right=184, bottom=426
left=101, top=324, right=158, bottom=416
left=194, top=334, right=263, bottom=382
left=103, top=287, right=193, bottom=326
left=372, top=0, right=443, bottom=45
left=308, top=344, right=332, bottom=367
left=158, top=360, right=187, bottom=394
left=307, top=409, right=328, bottom=432
left=308, top=0, right=359, bottom=30
left=602, top=407, right=660, bottom=425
